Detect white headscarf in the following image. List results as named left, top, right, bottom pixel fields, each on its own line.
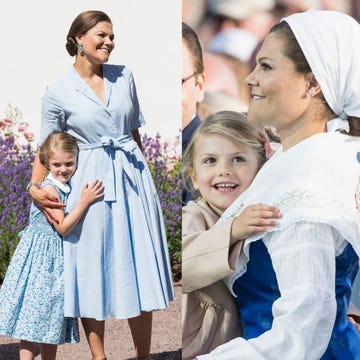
left=283, top=10, right=360, bottom=132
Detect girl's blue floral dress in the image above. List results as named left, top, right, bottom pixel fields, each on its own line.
left=0, top=175, right=79, bottom=344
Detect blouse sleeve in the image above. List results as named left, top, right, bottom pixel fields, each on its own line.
left=124, top=67, right=145, bottom=131
left=197, top=221, right=339, bottom=359
left=182, top=204, right=242, bottom=294
left=38, top=87, right=66, bottom=146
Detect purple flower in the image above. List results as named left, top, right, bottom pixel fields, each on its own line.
left=0, top=112, right=182, bottom=282
left=142, top=132, right=182, bottom=280
left=0, top=135, right=34, bottom=282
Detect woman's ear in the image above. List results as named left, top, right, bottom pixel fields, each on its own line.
left=75, top=35, right=83, bottom=43
left=305, top=72, right=321, bottom=98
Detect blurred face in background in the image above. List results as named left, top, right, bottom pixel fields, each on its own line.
left=182, top=40, right=205, bottom=129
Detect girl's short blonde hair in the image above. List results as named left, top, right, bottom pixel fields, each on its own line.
left=182, top=111, right=268, bottom=197
left=39, top=131, right=78, bottom=169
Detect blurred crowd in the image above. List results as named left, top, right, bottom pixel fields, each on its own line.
left=182, top=0, right=360, bottom=119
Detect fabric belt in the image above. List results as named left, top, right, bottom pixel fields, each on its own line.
left=78, top=135, right=138, bottom=201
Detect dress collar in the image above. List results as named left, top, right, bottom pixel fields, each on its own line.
left=46, top=173, right=71, bottom=194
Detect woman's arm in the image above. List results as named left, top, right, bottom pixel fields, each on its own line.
left=35, top=84, right=69, bottom=207
left=132, top=129, right=143, bottom=153
left=197, top=222, right=338, bottom=359
left=44, top=180, right=104, bottom=236
left=28, top=150, right=65, bottom=223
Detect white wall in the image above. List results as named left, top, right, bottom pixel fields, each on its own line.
left=0, top=0, right=181, bottom=141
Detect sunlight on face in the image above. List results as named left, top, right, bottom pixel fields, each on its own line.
left=190, top=134, right=259, bottom=215
left=246, top=33, right=308, bottom=132
left=48, top=150, right=77, bottom=184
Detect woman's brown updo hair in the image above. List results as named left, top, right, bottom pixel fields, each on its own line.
left=65, top=10, right=112, bottom=57
left=270, top=21, right=360, bottom=137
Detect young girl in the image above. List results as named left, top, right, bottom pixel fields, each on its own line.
left=0, top=131, right=104, bottom=360
left=182, top=111, right=282, bottom=359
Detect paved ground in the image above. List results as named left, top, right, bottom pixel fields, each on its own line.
left=0, top=285, right=182, bottom=360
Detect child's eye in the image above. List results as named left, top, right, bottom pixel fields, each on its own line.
left=203, top=157, right=216, bottom=164
left=233, top=156, right=245, bottom=163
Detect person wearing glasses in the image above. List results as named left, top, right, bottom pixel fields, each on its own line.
left=182, top=22, right=205, bottom=153
left=182, top=22, right=206, bottom=206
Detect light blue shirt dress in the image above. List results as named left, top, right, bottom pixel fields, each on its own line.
left=39, top=64, right=175, bottom=320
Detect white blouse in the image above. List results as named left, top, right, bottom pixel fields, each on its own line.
left=197, top=221, right=348, bottom=359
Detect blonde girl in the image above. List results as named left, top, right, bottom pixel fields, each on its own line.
left=0, top=132, right=103, bottom=360
left=182, top=111, right=281, bottom=359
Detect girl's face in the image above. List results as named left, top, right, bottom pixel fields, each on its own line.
left=78, top=21, right=114, bottom=64
left=190, top=134, right=259, bottom=215
left=48, top=149, right=77, bottom=184
left=246, top=32, right=313, bottom=147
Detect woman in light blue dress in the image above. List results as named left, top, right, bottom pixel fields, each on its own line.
left=29, top=10, right=175, bottom=360
left=0, top=131, right=104, bottom=359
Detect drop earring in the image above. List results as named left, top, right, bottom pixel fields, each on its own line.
left=78, top=42, right=84, bottom=55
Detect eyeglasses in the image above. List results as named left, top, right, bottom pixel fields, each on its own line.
left=182, top=72, right=197, bottom=85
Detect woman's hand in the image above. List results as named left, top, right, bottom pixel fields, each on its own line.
left=29, top=186, right=65, bottom=224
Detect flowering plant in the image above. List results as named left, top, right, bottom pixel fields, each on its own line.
left=0, top=105, right=35, bottom=282
left=0, top=104, right=35, bottom=148
left=0, top=108, right=182, bottom=282
left=142, top=132, right=182, bottom=281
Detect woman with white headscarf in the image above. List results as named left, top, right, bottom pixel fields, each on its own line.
left=197, top=10, right=360, bottom=359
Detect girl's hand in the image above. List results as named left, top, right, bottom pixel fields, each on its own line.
left=231, top=203, right=282, bottom=241
left=29, top=186, right=65, bottom=224
left=80, top=180, right=104, bottom=206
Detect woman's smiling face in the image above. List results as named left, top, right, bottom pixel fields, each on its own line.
left=246, top=32, right=310, bottom=134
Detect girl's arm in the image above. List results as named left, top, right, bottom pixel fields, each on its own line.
left=182, top=203, right=242, bottom=294
left=197, top=222, right=338, bottom=359
left=182, top=202, right=281, bottom=294
left=231, top=203, right=282, bottom=241
left=44, top=180, right=104, bottom=236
